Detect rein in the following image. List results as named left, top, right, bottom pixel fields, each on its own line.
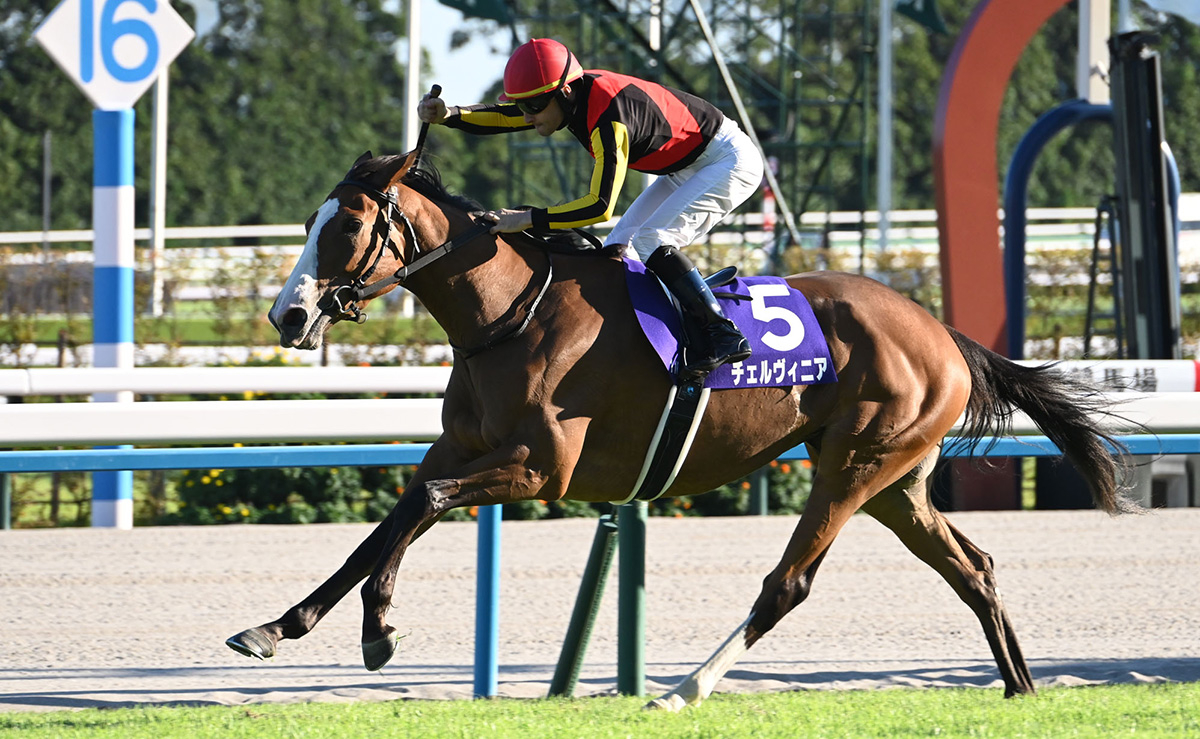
left=451, top=252, right=553, bottom=359
left=324, top=178, right=491, bottom=324
left=329, top=177, right=551, bottom=358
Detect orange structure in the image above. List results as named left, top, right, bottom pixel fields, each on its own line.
left=933, top=0, right=1075, bottom=354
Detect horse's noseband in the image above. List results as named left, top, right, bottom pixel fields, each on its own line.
left=319, top=177, right=491, bottom=324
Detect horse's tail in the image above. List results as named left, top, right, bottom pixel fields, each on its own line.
left=945, top=326, right=1134, bottom=515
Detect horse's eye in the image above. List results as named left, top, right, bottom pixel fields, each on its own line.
left=343, top=218, right=363, bottom=235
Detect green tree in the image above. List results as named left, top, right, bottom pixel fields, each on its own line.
left=166, top=0, right=414, bottom=227
left=0, top=0, right=421, bottom=231
left=0, top=0, right=97, bottom=231
left=3, top=0, right=1198, bottom=233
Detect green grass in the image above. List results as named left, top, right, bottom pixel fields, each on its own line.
left=1, top=683, right=1197, bottom=738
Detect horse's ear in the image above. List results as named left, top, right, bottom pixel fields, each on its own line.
left=346, top=151, right=374, bottom=179
left=382, top=150, right=419, bottom=191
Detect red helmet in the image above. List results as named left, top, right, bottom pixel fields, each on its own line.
left=500, top=39, right=584, bottom=101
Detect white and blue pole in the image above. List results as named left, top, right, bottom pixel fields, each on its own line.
left=91, top=108, right=135, bottom=529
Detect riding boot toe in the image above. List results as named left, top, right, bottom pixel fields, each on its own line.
left=682, top=323, right=752, bottom=376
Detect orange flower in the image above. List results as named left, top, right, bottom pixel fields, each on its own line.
left=740, top=481, right=751, bottom=490
left=769, top=460, right=779, bottom=468
left=469, top=506, right=479, bottom=517
left=801, top=459, right=813, bottom=469
left=780, top=463, right=791, bottom=474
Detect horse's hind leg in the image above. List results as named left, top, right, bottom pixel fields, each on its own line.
left=646, top=435, right=924, bottom=711
left=860, top=449, right=1036, bottom=697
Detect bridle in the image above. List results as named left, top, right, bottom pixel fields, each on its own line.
left=321, top=178, right=554, bottom=358
left=321, top=178, right=492, bottom=324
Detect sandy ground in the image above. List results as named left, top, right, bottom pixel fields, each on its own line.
left=2, top=509, right=1199, bottom=712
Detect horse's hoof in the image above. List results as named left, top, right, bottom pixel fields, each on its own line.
left=643, top=694, right=687, bottom=712
left=226, top=628, right=276, bottom=660
left=362, top=631, right=398, bottom=671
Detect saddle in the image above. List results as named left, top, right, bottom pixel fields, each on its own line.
left=491, top=213, right=620, bottom=257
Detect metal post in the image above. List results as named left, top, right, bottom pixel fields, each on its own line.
left=1, top=473, right=10, bottom=530
left=91, top=109, right=135, bottom=529
left=549, top=514, right=618, bottom=697
left=149, top=70, right=169, bottom=317
left=1109, top=31, right=1181, bottom=360
left=876, top=0, right=893, bottom=251
left=473, top=504, right=501, bottom=697
left=402, top=0, right=421, bottom=153
left=617, top=501, right=647, bottom=696
left=749, top=468, right=768, bottom=515
left=42, top=131, right=51, bottom=256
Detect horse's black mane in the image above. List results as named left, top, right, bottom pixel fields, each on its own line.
left=346, top=154, right=482, bottom=213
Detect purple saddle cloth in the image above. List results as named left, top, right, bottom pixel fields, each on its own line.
left=624, top=258, right=837, bottom=390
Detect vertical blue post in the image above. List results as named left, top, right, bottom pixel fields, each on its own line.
left=92, top=109, right=135, bottom=529
left=473, top=504, right=501, bottom=697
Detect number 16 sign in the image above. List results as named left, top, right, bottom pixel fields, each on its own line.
left=34, top=0, right=194, bottom=111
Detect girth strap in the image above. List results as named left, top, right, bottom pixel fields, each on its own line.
left=619, top=379, right=711, bottom=504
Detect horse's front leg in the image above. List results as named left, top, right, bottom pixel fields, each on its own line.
left=359, top=435, right=581, bottom=671
left=227, top=504, right=448, bottom=660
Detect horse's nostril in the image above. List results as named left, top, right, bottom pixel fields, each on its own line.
left=281, top=308, right=308, bottom=328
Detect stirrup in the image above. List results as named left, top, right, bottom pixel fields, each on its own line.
left=680, top=339, right=751, bottom=380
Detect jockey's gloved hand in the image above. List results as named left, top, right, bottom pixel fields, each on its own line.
left=479, top=208, right=533, bottom=234
left=417, top=94, right=447, bottom=124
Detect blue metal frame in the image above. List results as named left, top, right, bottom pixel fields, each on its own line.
left=1002, top=99, right=1182, bottom=359
left=0, top=435, right=1195, bottom=474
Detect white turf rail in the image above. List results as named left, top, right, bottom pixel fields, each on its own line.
left=0, top=399, right=444, bottom=446
left=0, top=363, right=1196, bottom=447
left=0, top=392, right=1195, bottom=447
left=0, top=366, right=453, bottom=396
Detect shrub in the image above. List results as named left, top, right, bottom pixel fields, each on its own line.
left=159, top=463, right=410, bottom=525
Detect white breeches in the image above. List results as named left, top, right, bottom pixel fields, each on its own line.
left=606, top=117, right=765, bottom=261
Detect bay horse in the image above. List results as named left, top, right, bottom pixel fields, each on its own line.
left=231, top=151, right=1130, bottom=710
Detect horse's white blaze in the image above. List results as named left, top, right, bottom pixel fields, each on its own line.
left=644, top=614, right=754, bottom=712
left=268, top=199, right=338, bottom=331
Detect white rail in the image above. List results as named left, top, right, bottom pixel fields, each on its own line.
left=0, top=398, right=443, bottom=446
left=0, top=361, right=1191, bottom=398
left=0, top=362, right=1195, bottom=447
left=0, top=366, right=452, bottom=396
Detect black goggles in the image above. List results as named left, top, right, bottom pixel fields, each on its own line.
left=513, top=53, right=575, bottom=116
left=515, top=93, right=555, bottom=116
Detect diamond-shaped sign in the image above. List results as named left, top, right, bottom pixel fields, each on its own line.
left=35, top=0, right=195, bottom=111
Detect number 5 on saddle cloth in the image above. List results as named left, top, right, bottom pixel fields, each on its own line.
left=619, top=258, right=837, bottom=504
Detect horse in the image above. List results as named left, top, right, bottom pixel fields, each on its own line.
left=229, top=150, right=1131, bottom=711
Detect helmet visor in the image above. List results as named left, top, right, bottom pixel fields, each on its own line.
left=515, top=92, right=556, bottom=116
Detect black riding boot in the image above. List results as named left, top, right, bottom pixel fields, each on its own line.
left=645, top=246, right=752, bottom=378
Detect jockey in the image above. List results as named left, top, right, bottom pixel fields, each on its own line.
left=417, top=38, right=764, bottom=379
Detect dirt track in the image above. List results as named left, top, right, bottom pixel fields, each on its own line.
left=2, top=510, right=1198, bottom=712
